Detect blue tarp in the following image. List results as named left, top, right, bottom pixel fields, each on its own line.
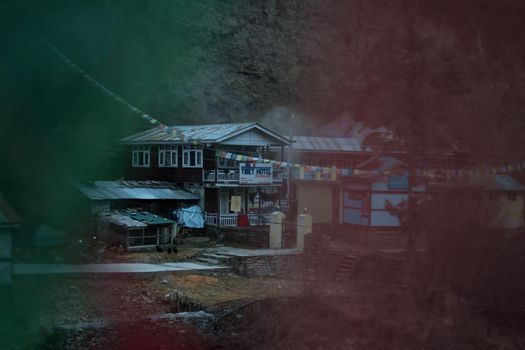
left=173, top=206, right=204, bottom=228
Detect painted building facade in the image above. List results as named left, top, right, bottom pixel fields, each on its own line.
left=340, top=157, right=426, bottom=228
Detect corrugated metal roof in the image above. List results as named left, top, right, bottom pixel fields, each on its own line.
left=291, top=136, right=365, bottom=152
left=126, top=211, right=175, bottom=225
left=99, top=211, right=148, bottom=229
left=77, top=181, right=199, bottom=201
left=490, top=175, right=525, bottom=191
left=121, top=122, right=289, bottom=145
left=99, top=210, right=175, bottom=228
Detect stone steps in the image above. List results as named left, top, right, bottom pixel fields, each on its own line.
left=334, top=253, right=362, bottom=283
left=201, top=253, right=233, bottom=264
left=196, top=257, right=221, bottom=265
left=196, top=253, right=234, bottom=267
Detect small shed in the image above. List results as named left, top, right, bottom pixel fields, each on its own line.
left=76, top=180, right=200, bottom=216
left=99, top=210, right=175, bottom=250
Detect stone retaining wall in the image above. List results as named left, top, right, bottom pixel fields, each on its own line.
left=230, top=253, right=304, bottom=278
left=221, top=227, right=270, bottom=248
left=312, top=223, right=425, bottom=251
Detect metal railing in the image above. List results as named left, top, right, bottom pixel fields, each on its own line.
left=249, top=213, right=272, bottom=226
left=202, top=170, right=240, bottom=182
left=282, top=218, right=297, bottom=248
left=202, top=169, right=284, bottom=183
left=202, top=171, right=215, bottom=182
left=278, top=200, right=288, bottom=209
left=204, top=212, right=271, bottom=227
left=219, top=213, right=238, bottom=227
left=205, top=213, right=218, bottom=226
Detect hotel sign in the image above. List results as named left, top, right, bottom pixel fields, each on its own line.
left=239, top=163, right=273, bottom=184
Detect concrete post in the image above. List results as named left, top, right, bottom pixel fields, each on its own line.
left=269, top=211, right=286, bottom=249
left=297, top=213, right=312, bottom=252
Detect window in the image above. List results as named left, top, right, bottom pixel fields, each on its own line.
left=342, top=191, right=369, bottom=225
left=159, top=145, right=178, bottom=167
left=132, top=145, right=150, bottom=167
left=182, top=145, right=203, bottom=168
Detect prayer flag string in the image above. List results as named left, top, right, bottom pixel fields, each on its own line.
left=41, top=38, right=200, bottom=144
left=215, top=150, right=525, bottom=180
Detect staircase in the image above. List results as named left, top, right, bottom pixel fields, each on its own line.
left=195, top=253, right=233, bottom=269
left=334, top=252, right=362, bottom=283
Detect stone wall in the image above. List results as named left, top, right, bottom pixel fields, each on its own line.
left=230, top=253, right=304, bottom=278
left=312, top=223, right=426, bottom=251
left=221, top=227, right=270, bottom=248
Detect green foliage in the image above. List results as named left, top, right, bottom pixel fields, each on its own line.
left=2, top=0, right=525, bottom=220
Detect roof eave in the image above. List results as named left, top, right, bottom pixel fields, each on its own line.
left=216, top=123, right=291, bottom=145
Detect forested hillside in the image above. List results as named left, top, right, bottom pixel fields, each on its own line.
left=4, top=0, right=525, bottom=143
left=1, top=0, right=525, bottom=221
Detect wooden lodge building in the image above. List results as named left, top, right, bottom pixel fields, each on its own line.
left=94, top=122, right=524, bottom=234
left=121, top=122, right=290, bottom=227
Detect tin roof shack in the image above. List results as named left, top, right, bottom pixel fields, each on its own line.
left=286, top=136, right=376, bottom=223
left=99, top=210, right=175, bottom=250
left=122, top=122, right=290, bottom=228
left=428, top=175, right=524, bottom=230
left=76, top=180, right=199, bottom=217
left=339, top=157, right=426, bottom=230
left=0, top=194, right=20, bottom=284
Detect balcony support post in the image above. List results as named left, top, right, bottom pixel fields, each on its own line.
left=214, top=149, right=219, bottom=183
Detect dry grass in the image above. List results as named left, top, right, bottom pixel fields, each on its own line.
left=97, top=246, right=203, bottom=264
left=163, top=274, right=304, bottom=307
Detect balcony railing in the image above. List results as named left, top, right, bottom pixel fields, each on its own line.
left=220, top=213, right=237, bottom=227
left=204, top=212, right=217, bottom=226
left=248, top=213, right=272, bottom=226
left=205, top=212, right=272, bottom=227
left=203, top=170, right=239, bottom=182
left=203, top=169, right=284, bottom=183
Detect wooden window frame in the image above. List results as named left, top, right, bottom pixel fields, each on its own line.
left=158, top=145, right=178, bottom=168
left=132, top=145, right=150, bottom=167
left=182, top=145, right=203, bottom=168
